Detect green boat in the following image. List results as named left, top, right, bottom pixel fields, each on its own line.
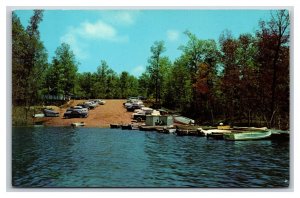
left=223, top=130, right=271, bottom=141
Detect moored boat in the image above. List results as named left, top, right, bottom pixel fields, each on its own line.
left=121, top=124, right=133, bottom=130
left=206, top=132, right=225, bottom=140
left=197, top=128, right=231, bottom=136
left=33, top=113, right=45, bottom=118
left=173, top=116, right=195, bottom=125
left=71, top=122, right=85, bottom=127
left=223, top=130, right=271, bottom=141
left=176, top=129, right=198, bottom=136
left=110, top=124, right=121, bottom=128
left=121, top=124, right=139, bottom=130
left=163, top=128, right=176, bottom=134
left=269, top=129, right=290, bottom=141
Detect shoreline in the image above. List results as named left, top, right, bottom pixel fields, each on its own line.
left=30, top=99, right=134, bottom=128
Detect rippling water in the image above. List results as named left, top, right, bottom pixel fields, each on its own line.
left=12, top=127, right=289, bottom=188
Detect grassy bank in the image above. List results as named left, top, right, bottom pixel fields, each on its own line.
left=12, top=106, right=46, bottom=126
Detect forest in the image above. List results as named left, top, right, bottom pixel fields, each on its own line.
left=12, top=10, right=290, bottom=129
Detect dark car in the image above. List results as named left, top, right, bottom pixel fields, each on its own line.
left=64, top=109, right=88, bottom=118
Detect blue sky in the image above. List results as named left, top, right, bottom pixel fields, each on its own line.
left=14, top=9, right=272, bottom=76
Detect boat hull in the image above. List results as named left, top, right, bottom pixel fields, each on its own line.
left=224, top=131, right=271, bottom=141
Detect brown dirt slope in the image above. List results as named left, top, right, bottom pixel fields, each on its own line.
left=39, top=99, right=132, bottom=128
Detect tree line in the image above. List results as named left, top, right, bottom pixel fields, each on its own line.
left=12, top=10, right=290, bottom=129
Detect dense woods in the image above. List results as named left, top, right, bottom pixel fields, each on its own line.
left=12, top=10, right=290, bottom=129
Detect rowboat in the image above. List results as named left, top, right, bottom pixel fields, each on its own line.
left=33, top=113, right=45, bottom=118
left=198, top=128, right=232, bottom=139
left=173, top=116, right=194, bottom=125
left=71, top=122, right=85, bottom=127
left=197, top=128, right=231, bottom=136
left=223, top=130, right=271, bottom=141
left=269, top=129, right=290, bottom=141
left=110, top=124, right=121, bottom=128
left=164, top=128, right=176, bottom=134
left=121, top=124, right=139, bottom=130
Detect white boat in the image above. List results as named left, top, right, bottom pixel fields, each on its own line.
left=163, top=128, right=176, bottom=134
left=173, top=116, right=194, bottom=125
left=198, top=128, right=232, bottom=136
left=33, top=113, right=45, bottom=118
left=71, top=122, right=86, bottom=127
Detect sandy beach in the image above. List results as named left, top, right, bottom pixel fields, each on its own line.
left=35, top=99, right=133, bottom=127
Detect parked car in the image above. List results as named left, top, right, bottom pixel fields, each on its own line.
left=94, top=99, right=106, bottom=105
left=43, top=109, right=59, bottom=117
left=64, top=109, right=88, bottom=118
left=67, top=105, right=88, bottom=113
left=76, top=104, right=90, bottom=109
left=126, top=103, right=142, bottom=112
left=84, top=101, right=97, bottom=109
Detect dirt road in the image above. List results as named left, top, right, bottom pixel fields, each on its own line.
left=39, top=99, right=133, bottom=127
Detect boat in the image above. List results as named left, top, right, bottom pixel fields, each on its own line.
left=269, top=129, right=290, bottom=141
left=163, top=128, right=176, bottom=134
left=71, top=122, right=85, bottom=127
left=232, top=126, right=268, bottom=131
left=173, top=116, right=195, bottom=125
left=110, top=124, right=121, bottom=128
left=197, top=128, right=231, bottom=136
left=176, top=129, right=198, bottom=136
left=223, top=130, right=271, bottom=141
left=33, top=113, right=45, bottom=118
left=206, top=132, right=225, bottom=140
left=121, top=124, right=139, bottom=130
left=217, top=125, right=231, bottom=130
left=121, top=124, right=132, bottom=130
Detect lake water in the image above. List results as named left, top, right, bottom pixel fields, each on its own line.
left=12, top=127, right=290, bottom=188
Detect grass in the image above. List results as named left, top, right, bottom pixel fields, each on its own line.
left=12, top=106, right=45, bottom=126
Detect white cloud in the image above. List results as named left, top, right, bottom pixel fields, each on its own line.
left=72, top=20, right=128, bottom=42
left=78, top=20, right=117, bottom=40
left=132, top=65, right=145, bottom=77
left=101, top=11, right=140, bottom=26
left=60, top=19, right=129, bottom=60
left=167, top=30, right=180, bottom=42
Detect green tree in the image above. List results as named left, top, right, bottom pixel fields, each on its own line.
left=119, top=71, right=131, bottom=98
left=25, top=10, right=48, bottom=104
left=12, top=12, right=29, bottom=105
left=77, top=72, right=96, bottom=98
left=94, top=60, right=110, bottom=98
left=147, top=41, right=166, bottom=105
left=138, top=72, right=151, bottom=98
left=45, top=43, right=78, bottom=98
left=12, top=10, right=48, bottom=123
left=169, top=56, right=193, bottom=113
left=179, top=31, right=220, bottom=119
left=106, top=69, right=120, bottom=99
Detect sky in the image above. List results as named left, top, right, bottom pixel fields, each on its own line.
left=13, top=9, right=272, bottom=77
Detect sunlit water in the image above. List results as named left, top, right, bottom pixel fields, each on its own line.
left=12, top=127, right=289, bottom=188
